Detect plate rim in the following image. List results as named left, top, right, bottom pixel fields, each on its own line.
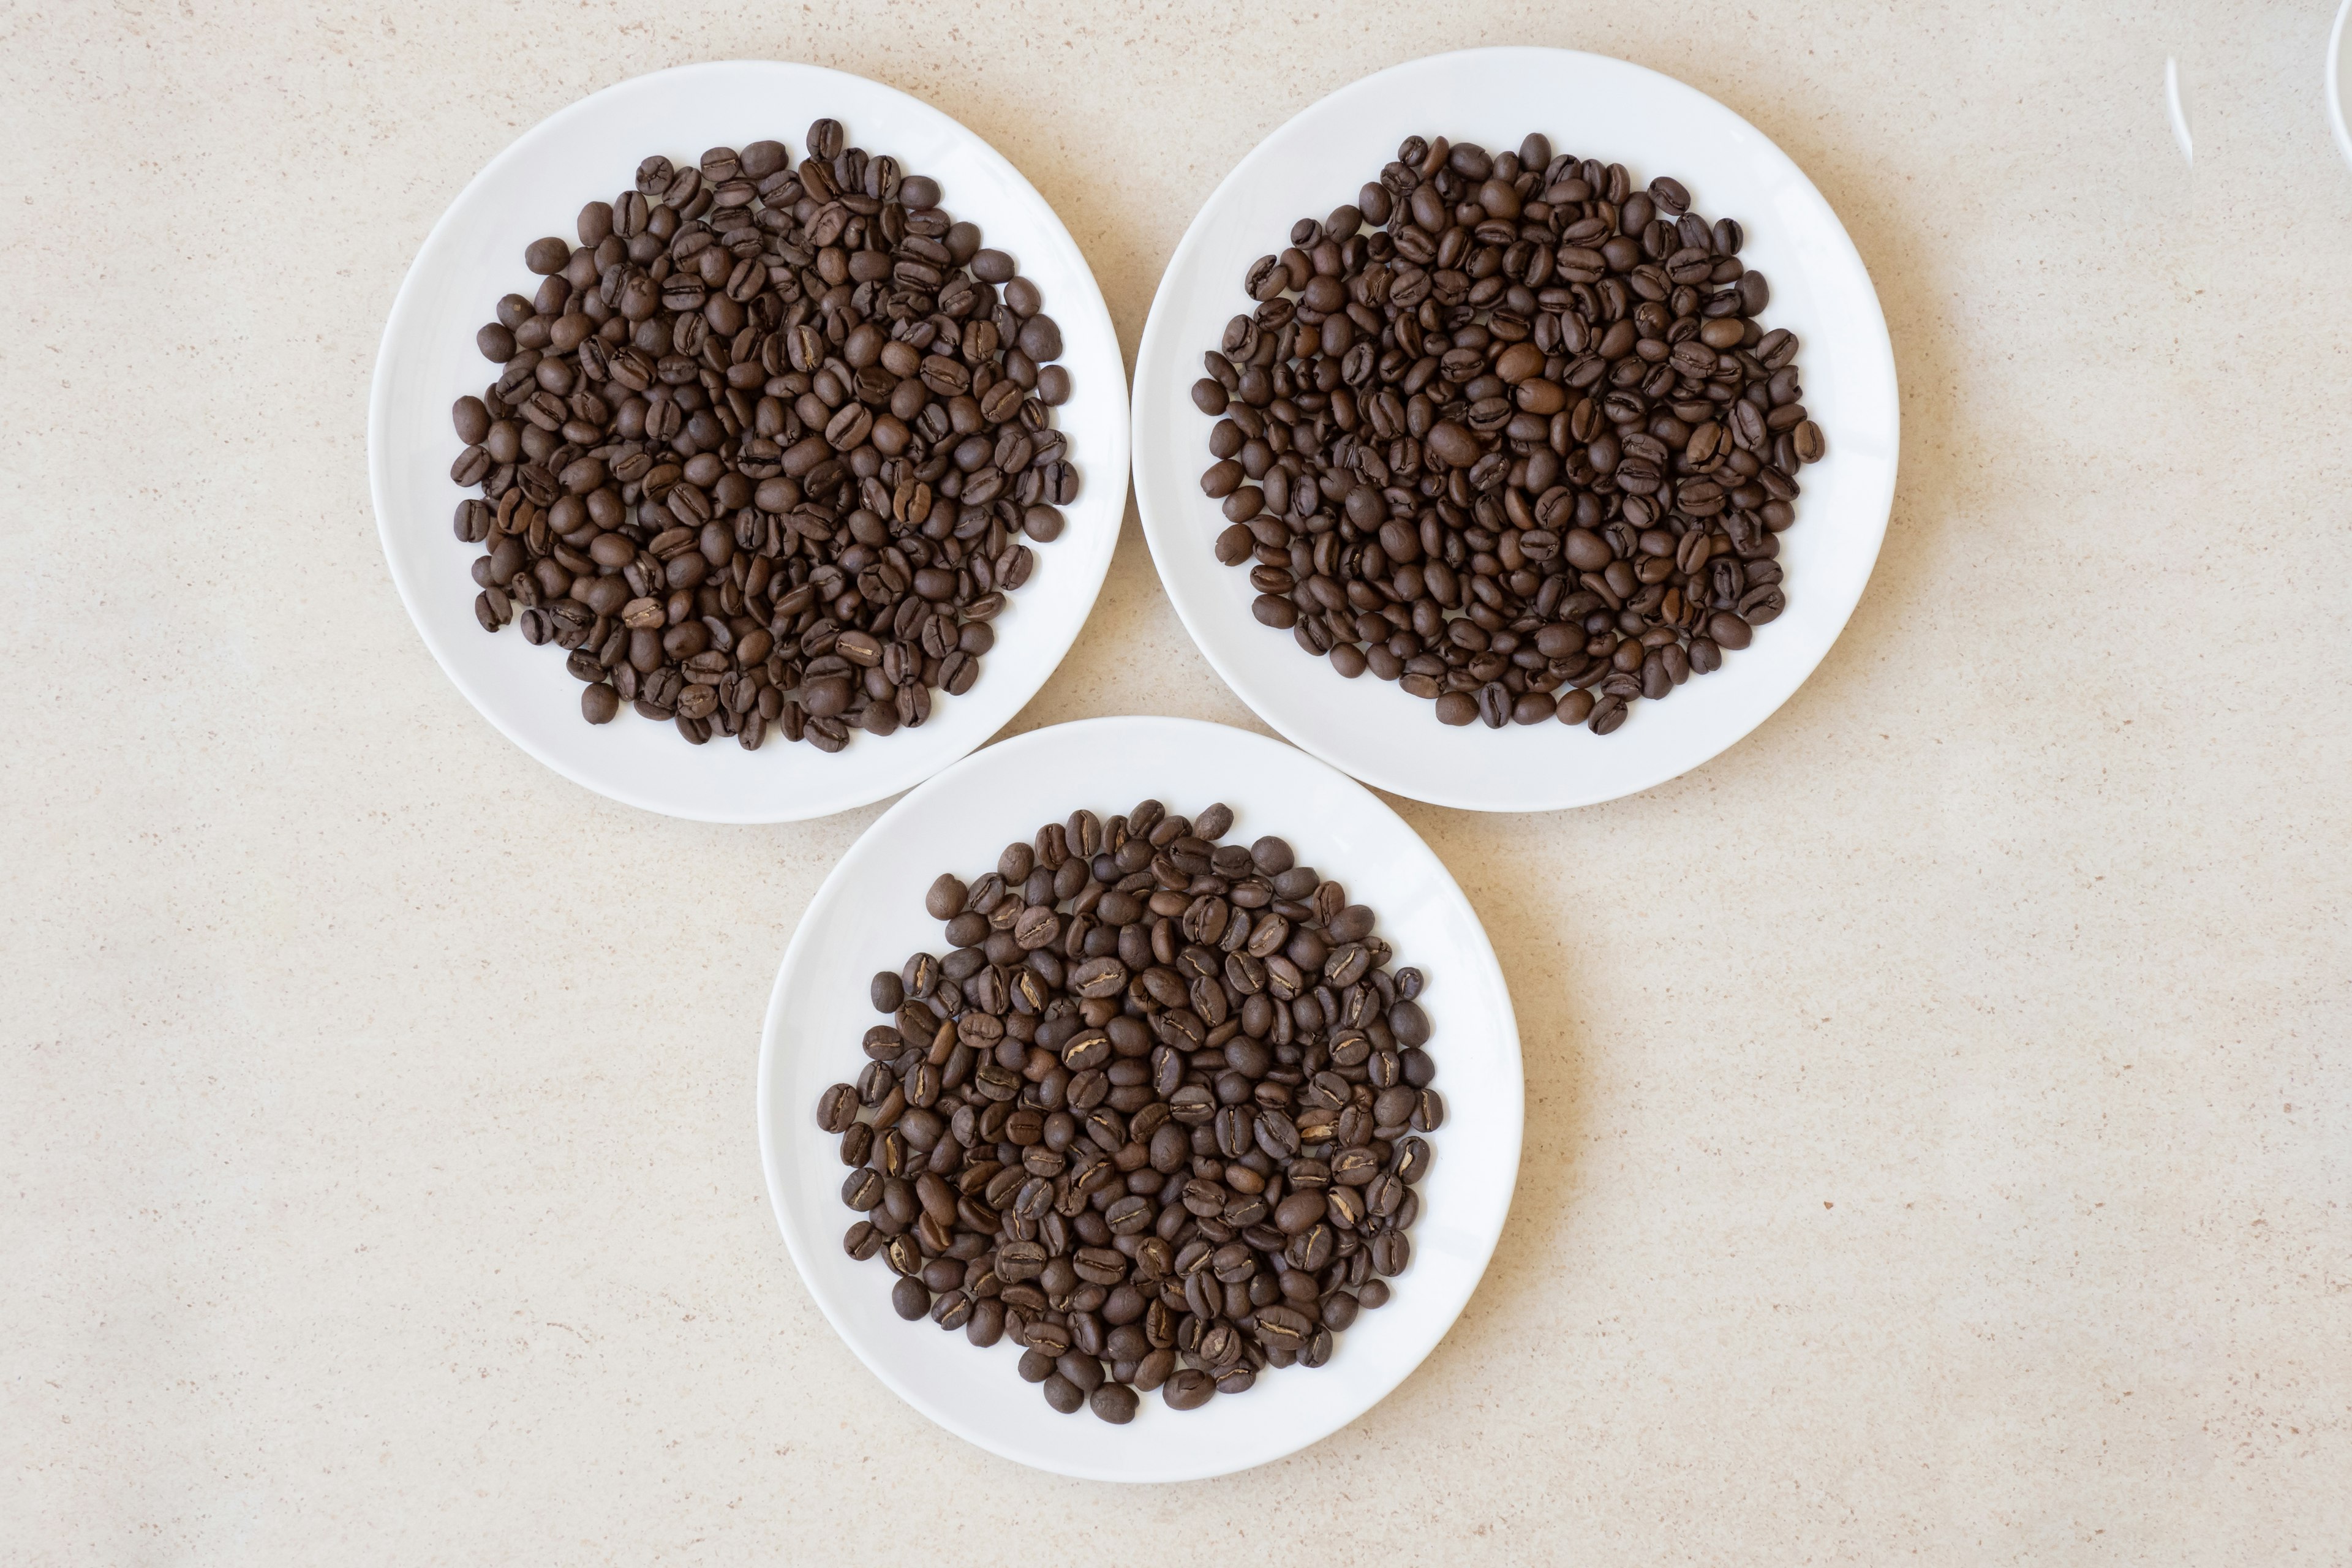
left=1130, top=44, right=1899, bottom=812
left=367, top=58, right=1133, bottom=823
left=755, top=714, right=1525, bottom=1481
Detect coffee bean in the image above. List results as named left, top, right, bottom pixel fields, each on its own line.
left=1057, top=1349, right=1106, bottom=1394
left=1274, top=1191, right=1327, bottom=1234
left=926, top=873, right=968, bottom=920
left=453, top=395, right=491, bottom=445
left=821, top=802, right=1439, bottom=1416
left=450, top=126, right=1079, bottom=750
left=967, top=1298, right=1006, bottom=1347
left=1198, top=135, right=1820, bottom=736
left=816, top=1082, right=859, bottom=1133
left=1163, top=1368, right=1217, bottom=1410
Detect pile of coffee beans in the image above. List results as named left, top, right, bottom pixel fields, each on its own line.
left=1196, top=134, right=1824, bottom=734
left=451, top=119, right=1079, bottom=749
left=815, top=801, right=1439, bottom=1422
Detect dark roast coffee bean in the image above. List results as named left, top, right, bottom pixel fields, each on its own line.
left=821, top=801, right=1437, bottom=1415
left=1163, top=1368, right=1217, bottom=1410
left=451, top=126, right=1079, bottom=749
left=967, top=1298, right=1006, bottom=1347
left=1057, top=1349, right=1106, bottom=1393
left=1197, top=134, right=1820, bottom=735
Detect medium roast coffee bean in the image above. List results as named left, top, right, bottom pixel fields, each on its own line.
left=821, top=801, right=1439, bottom=1418
left=1199, top=135, right=1822, bottom=736
left=816, top=1082, right=859, bottom=1133
left=453, top=123, right=1079, bottom=751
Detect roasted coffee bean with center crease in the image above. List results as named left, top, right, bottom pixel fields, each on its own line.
left=820, top=801, right=1439, bottom=1419
left=1198, top=135, right=1821, bottom=736
left=453, top=123, right=1079, bottom=752
left=1025, top=1314, right=1077, bottom=1356
left=1163, top=1368, right=1217, bottom=1410
left=816, top=1082, right=859, bottom=1133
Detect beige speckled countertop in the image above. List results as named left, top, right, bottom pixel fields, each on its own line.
left=6, top=2, right=2348, bottom=1562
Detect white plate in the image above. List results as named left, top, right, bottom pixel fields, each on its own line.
left=756, top=717, right=1522, bottom=1481
left=369, top=62, right=1129, bottom=822
left=1131, top=47, right=1899, bottom=812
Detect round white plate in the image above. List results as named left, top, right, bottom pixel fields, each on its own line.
left=1131, top=47, right=1899, bottom=812
left=756, top=717, right=1522, bottom=1481
left=370, top=61, right=1129, bottom=822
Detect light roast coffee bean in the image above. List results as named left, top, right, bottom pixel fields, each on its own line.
left=818, top=801, right=1438, bottom=1419
left=1199, top=134, right=1820, bottom=735
left=454, top=121, right=1080, bottom=750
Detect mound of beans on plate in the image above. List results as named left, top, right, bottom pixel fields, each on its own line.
left=449, top=118, right=1079, bottom=750
left=1196, top=132, right=1825, bottom=734
left=814, top=799, right=1441, bottom=1423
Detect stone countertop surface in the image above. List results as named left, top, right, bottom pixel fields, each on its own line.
left=5, top=2, right=2348, bottom=1562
